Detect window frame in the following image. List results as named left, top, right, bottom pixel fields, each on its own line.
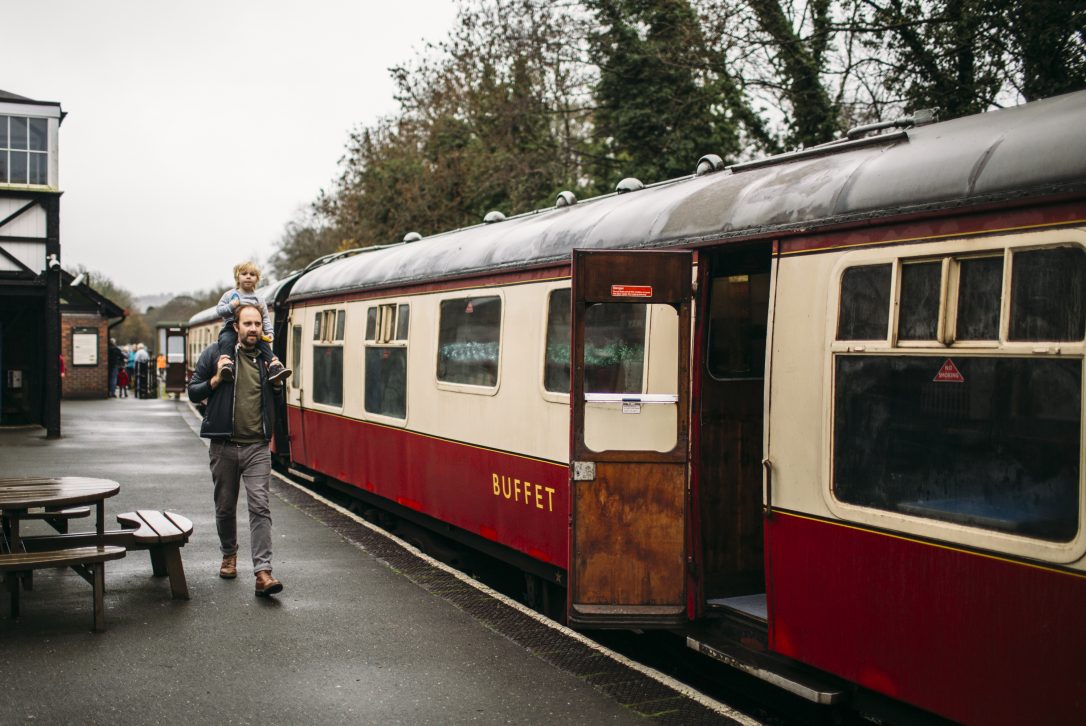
left=434, top=290, right=504, bottom=396
left=822, top=229, right=1086, bottom=564
left=539, top=283, right=572, bottom=404
left=0, top=114, right=50, bottom=187
left=309, top=307, right=346, bottom=410
left=362, top=300, right=410, bottom=424
left=289, top=323, right=302, bottom=390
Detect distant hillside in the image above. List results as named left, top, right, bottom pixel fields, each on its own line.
left=133, top=293, right=173, bottom=313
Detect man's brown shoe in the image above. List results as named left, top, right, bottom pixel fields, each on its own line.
left=219, top=553, right=237, bottom=579
left=255, top=570, right=283, bottom=597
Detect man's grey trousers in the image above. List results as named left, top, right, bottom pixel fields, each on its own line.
left=209, top=440, right=273, bottom=573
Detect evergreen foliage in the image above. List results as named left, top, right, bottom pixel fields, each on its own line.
left=266, top=0, right=1086, bottom=278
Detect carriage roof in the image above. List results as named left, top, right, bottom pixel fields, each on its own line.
left=285, top=91, right=1086, bottom=302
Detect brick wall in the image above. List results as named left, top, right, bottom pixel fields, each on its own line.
left=61, top=314, right=109, bottom=399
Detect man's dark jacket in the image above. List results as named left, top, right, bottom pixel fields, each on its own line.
left=109, top=345, right=126, bottom=369
left=188, top=343, right=279, bottom=440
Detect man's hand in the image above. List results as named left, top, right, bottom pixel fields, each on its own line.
left=210, top=355, right=232, bottom=389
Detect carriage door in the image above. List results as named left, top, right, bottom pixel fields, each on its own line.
left=568, top=249, right=692, bottom=628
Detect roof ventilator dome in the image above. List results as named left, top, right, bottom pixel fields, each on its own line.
left=403, top=232, right=422, bottom=243
left=695, top=154, right=725, bottom=176
left=555, top=191, right=577, bottom=208
left=483, top=210, right=506, bottom=224
left=615, top=177, right=644, bottom=194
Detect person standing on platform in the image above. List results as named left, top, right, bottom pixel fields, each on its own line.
left=108, top=338, right=125, bottom=397
left=134, top=343, right=151, bottom=398
left=125, top=344, right=136, bottom=392
left=188, top=304, right=285, bottom=597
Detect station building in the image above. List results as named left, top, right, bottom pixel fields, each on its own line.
left=0, top=89, right=64, bottom=435
left=60, top=270, right=126, bottom=399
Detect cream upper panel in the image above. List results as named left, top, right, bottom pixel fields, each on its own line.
left=765, top=252, right=833, bottom=515
left=295, top=281, right=571, bottom=463
left=769, top=227, right=1086, bottom=567
left=413, top=283, right=570, bottom=462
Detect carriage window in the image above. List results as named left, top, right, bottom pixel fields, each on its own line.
left=365, top=347, right=407, bottom=418
left=437, top=296, right=501, bottom=387
left=898, top=262, right=941, bottom=341
left=707, top=272, right=769, bottom=378
left=335, top=309, right=346, bottom=341
left=837, top=264, right=891, bottom=340
left=314, top=309, right=343, bottom=343
left=584, top=303, right=646, bottom=393
left=833, top=355, right=1080, bottom=542
left=365, top=308, right=377, bottom=341
left=312, top=346, right=343, bottom=407
left=290, top=325, right=302, bottom=389
left=1010, top=247, right=1086, bottom=341
left=365, top=303, right=408, bottom=418
left=544, top=289, right=571, bottom=393
left=955, top=257, right=1003, bottom=340
left=396, top=305, right=410, bottom=341
left=312, top=309, right=344, bottom=405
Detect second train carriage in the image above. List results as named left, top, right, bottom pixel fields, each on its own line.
left=214, top=92, right=1084, bottom=724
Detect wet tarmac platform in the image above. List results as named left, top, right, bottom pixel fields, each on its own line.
left=0, top=399, right=755, bottom=725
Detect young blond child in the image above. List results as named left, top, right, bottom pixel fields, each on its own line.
left=216, top=262, right=291, bottom=384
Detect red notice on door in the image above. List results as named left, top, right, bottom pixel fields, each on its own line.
left=611, top=284, right=653, bottom=298
left=933, top=358, right=965, bottom=383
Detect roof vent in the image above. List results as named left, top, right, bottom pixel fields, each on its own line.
left=483, top=210, right=506, bottom=224
left=846, top=109, right=938, bottom=140
left=403, top=232, right=423, bottom=243
left=695, top=154, right=725, bottom=176
left=555, top=191, right=577, bottom=208
left=615, top=177, right=644, bottom=194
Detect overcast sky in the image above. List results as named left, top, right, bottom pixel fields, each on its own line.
left=6, top=0, right=458, bottom=297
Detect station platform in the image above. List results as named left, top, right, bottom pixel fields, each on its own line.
left=0, top=398, right=754, bottom=725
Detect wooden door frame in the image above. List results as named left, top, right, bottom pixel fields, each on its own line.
left=568, top=248, right=693, bottom=628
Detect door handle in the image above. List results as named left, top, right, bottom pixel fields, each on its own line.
left=762, top=458, right=773, bottom=519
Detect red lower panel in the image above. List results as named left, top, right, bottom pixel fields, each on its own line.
left=288, top=406, right=568, bottom=567
left=767, top=512, right=1086, bottom=725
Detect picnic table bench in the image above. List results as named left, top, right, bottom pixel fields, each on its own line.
left=19, top=505, right=91, bottom=533
left=22, top=510, right=193, bottom=600
left=0, top=546, right=126, bottom=632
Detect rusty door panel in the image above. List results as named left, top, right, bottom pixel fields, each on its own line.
left=571, top=462, right=686, bottom=606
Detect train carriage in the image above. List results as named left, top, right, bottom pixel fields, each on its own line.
left=274, top=92, right=1083, bottom=724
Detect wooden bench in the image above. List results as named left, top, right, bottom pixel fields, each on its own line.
left=19, top=505, right=90, bottom=534
left=21, top=510, right=193, bottom=601
left=0, top=546, right=126, bottom=632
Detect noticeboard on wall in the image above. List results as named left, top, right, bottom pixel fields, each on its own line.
left=72, top=327, right=99, bottom=366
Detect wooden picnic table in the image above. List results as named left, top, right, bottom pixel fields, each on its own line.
left=0, top=477, right=121, bottom=552
left=0, top=477, right=125, bottom=631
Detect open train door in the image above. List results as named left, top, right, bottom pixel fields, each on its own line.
left=568, top=249, right=692, bottom=628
